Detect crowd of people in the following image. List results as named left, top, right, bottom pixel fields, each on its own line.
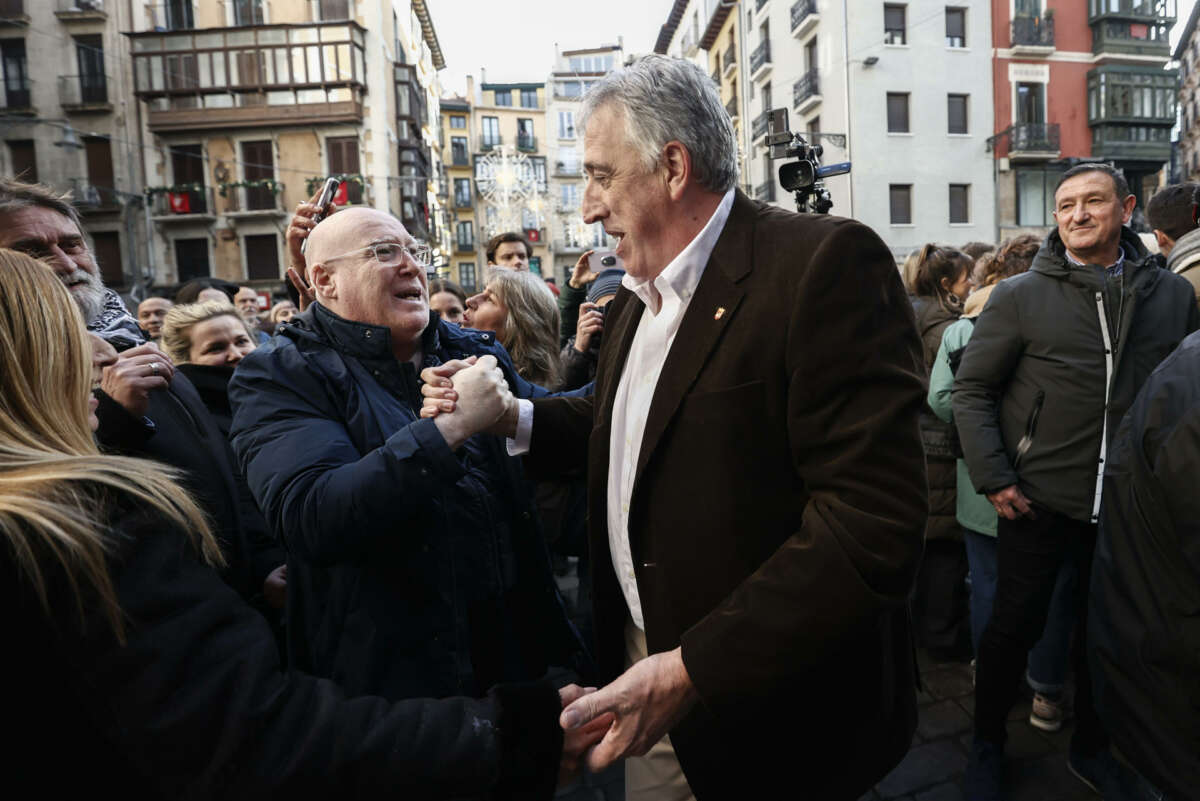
left=1, top=52, right=1197, bottom=801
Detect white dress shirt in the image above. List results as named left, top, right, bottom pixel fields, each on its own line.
left=509, top=188, right=735, bottom=630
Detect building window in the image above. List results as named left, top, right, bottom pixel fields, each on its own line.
left=945, top=7, right=966, bottom=48
left=318, top=0, right=350, bottom=21
left=75, top=35, right=107, bottom=104
left=1, top=39, right=30, bottom=109
left=517, top=118, right=535, bottom=151
left=521, top=88, right=538, bottom=108
left=494, top=89, right=512, bottom=106
left=762, top=81, right=773, bottom=114
left=326, top=136, right=362, bottom=203
left=91, top=231, right=123, bottom=286
left=481, top=117, right=501, bottom=148
left=174, top=238, right=210, bottom=282
left=1016, top=166, right=1064, bottom=226
left=887, top=92, right=910, bottom=133
left=558, top=110, right=575, bottom=139
left=164, top=0, right=195, bottom=29
left=170, top=143, right=208, bottom=213
left=244, top=233, right=280, bottom=280
left=459, top=262, right=477, bottom=292
left=531, top=156, right=547, bottom=191
left=451, top=136, right=468, bottom=165
left=949, top=184, right=970, bottom=223
left=7, top=139, right=36, bottom=183
left=84, top=136, right=113, bottom=205
left=889, top=184, right=912, bottom=224
left=450, top=115, right=466, bottom=129
left=1015, top=82, right=1045, bottom=124
left=232, top=0, right=265, bottom=25
left=947, top=94, right=968, bottom=134
left=560, top=182, right=579, bottom=209
left=454, top=178, right=471, bottom=207
left=884, top=4, right=906, bottom=45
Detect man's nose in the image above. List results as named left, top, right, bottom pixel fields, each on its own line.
left=46, top=247, right=75, bottom=276
left=581, top=183, right=603, bottom=225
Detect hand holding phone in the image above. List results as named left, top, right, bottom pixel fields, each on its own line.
left=299, top=177, right=341, bottom=256
left=588, top=250, right=623, bottom=273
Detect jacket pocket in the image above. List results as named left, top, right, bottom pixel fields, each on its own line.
left=1013, top=390, right=1045, bottom=470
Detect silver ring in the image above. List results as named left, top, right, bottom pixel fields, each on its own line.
left=150, top=362, right=159, bottom=376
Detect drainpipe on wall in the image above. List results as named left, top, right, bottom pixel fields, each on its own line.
left=841, top=0, right=854, bottom=217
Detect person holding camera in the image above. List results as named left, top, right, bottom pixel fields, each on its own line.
left=561, top=267, right=624, bottom=391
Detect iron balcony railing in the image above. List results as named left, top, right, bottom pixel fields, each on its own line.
left=791, top=0, right=817, bottom=31
left=750, top=40, right=772, bottom=74
left=56, top=0, right=107, bottom=18
left=516, top=134, right=537, bottom=152
left=148, top=185, right=215, bottom=217
left=59, top=74, right=108, bottom=107
left=1012, top=14, right=1055, bottom=47
left=480, top=134, right=502, bottom=151
left=1010, top=122, right=1061, bottom=152
left=223, top=181, right=284, bottom=213
left=456, top=236, right=474, bottom=252
left=793, top=69, right=819, bottom=107
left=752, top=110, right=770, bottom=141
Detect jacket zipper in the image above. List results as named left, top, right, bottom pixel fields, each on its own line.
left=1013, top=390, right=1045, bottom=470
left=1092, top=291, right=1115, bottom=524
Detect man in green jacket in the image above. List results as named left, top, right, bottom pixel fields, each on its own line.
left=954, top=162, right=1200, bottom=801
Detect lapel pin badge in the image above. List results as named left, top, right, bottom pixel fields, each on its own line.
left=714, top=307, right=726, bottom=320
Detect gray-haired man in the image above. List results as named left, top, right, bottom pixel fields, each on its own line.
left=424, top=54, right=927, bottom=800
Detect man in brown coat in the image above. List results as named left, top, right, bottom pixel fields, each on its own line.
left=425, top=55, right=928, bottom=799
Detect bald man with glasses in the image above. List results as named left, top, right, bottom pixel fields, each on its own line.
left=229, top=208, right=593, bottom=720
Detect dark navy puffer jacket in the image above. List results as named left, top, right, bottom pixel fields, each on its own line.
left=229, top=303, right=590, bottom=702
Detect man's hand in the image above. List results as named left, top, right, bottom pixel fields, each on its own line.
left=557, top=684, right=615, bottom=787
left=574, top=301, right=604, bottom=353
left=568, top=250, right=597, bottom=290
left=418, top=357, right=476, bottom=418
left=431, top=355, right=516, bottom=449
left=101, top=343, right=175, bottom=418
left=987, top=485, right=1036, bottom=520
left=285, top=188, right=336, bottom=311
left=560, top=646, right=698, bottom=772
left=263, top=564, right=287, bottom=610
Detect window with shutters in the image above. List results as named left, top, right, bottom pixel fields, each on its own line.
left=326, top=136, right=362, bottom=203
left=521, top=88, right=537, bottom=108
left=948, top=94, right=968, bottom=134
left=84, top=136, right=114, bottom=205
left=319, top=0, right=350, bottom=20
left=945, top=8, right=966, bottom=48
left=75, top=35, right=107, bottom=104
left=493, top=89, right=512, bottom=106
left=174, top=238, right=210, bottom=282
left=245, top=234, right=280, bottom=280
left=459, top=262, right=477, bottom=292
left=91, top=231, right=123, bottom=287
left=884, top=5, right=906, bottom=45
left=890, top=184, right=912, bottom=224
left=171, top=144, right=207, bottom=213
left=241, top=140, right=275, bottom=210
left=7, top=140, right=36, bottom=183
left=949, top=184, right=970, bottom=223
left=887, top=92, right=910, bottom=133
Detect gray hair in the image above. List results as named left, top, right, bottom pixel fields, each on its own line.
left=0, top=178, right=85, bottom=233
left=578, top=54, right=739, bottom=193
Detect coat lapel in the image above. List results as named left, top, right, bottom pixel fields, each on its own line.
left=632, top=190, right=757, bottom=488
left=596, top=285, right=646, bottom=423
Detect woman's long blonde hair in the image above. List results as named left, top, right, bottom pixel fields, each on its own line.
left=0, top=250, right=221, bottom=639
left=485, top=268, right=563, bottom=389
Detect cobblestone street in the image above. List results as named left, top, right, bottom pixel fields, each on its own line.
left=866, top=653, right=1098, bottom=801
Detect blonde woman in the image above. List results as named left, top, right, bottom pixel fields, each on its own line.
left=161, top=300, right=258, bottom=368
left=0, top=248, right=607, bottom=796
left=463, top=267, right=563, bottom=388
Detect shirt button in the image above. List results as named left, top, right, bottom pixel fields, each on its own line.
left=364, top=330, right=372, bottom=338
left=628, top=569, right=635, bottom=580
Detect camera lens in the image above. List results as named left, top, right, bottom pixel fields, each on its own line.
left=601, top=255, right=616, bottom=267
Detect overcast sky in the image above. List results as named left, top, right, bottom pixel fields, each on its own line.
left=430, top=0, right=677, bottom=98
left=430, top=0, right=1199, bottom=99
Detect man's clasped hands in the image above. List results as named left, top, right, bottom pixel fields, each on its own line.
left=421, top=357, right=700, bottom=784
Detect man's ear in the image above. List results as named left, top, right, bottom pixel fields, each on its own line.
left=1120, top=194, right=1137, bottom=225
left=662, top=140, right=691, bottom=201
left=1154, top=229, right=1173, bottom=252
left=310, top=261, right=336, bottom=301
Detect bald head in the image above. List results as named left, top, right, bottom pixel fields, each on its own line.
left=306, top=207, right=408, bottom=270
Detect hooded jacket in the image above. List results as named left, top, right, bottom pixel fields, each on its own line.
left=912, top=295, right=961, bottom=541
left=1090, top=331, right=1200, bottom=801
left=953, top=227, right=1199, bottom=523
left=228, top=304, right=589, bottom=702
left=1166, top=224, right=1200, bottom=310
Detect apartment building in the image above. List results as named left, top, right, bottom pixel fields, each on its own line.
left=124, top=0, right=445, bottom=294
left=991, top=0, right=1178, bottom=240
left=1176, top=2, right=1200, bottom=183
left=471, top=76, right=550, bottom=275
left=0, top=0, right=145, bottom=292
left=440, top=94, right=480, bottom=291
left=546, top=43, right=622, bottom=282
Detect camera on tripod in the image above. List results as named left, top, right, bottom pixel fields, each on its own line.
left=764, top=107, right=851, bottom=215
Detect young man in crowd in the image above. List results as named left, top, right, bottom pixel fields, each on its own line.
left=136, top=296, right=173, bottom=343
left=1146, top=181, right=1200, bottom=309
left=486, top=231, right=532, bottom=271
left=955, top=163, right=1199, bottom=799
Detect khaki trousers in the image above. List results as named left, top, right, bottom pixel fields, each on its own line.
left=622, top=619, right=697, bottom=801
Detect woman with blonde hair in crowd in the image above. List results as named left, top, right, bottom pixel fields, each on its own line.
left=0, top=247, right=607, bottom=797
left=464, top=267, right=564, bottom=389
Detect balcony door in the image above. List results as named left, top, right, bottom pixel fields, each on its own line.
left=76, top=35, right=106, bottom=104
left=170, top=144, right=206, bottom=213
left=327, top=135, right=362, bottom=203
left=84, top=136, right=114, bottom=205
left=241, top=140, right=274, bottom=210
left=232, top=0, right=265, bottom=25
left=165, top=0, right=194, bottom=30
left=1, top=39, right=29, bottom=109
left=1016, top=82, right=1046, bottom=125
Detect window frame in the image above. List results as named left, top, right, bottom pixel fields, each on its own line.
left=884, top=4, right=907, bottom=45
left=949, top=183, right=970, bottom=224
left=887, top=92, right=910, bottom=133
left=889, top=183, right=913, bottom=225
left=945, top=7, right=966, bottom=48
left=947, top=93, right=968, bottom=134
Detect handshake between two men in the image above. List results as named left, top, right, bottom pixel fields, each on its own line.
left=421, top=357, right=701, bottom=779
